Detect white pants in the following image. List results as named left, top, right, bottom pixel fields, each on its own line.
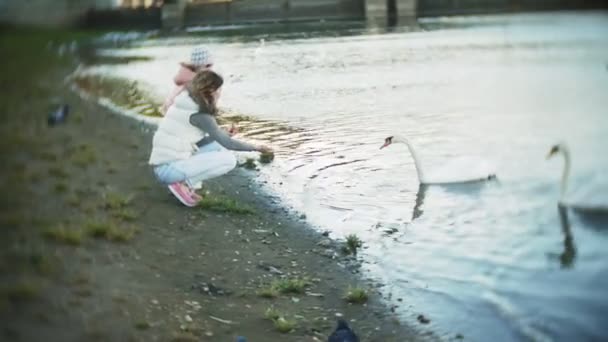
left=153, top=142, right=237, bottom=188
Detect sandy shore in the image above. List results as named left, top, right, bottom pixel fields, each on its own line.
left=0, top=29, right=431, bottom=342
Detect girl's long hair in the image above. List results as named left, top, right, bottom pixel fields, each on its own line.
left=188, top=70, right=223, bottom=115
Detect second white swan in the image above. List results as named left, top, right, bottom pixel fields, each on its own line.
left=546, top=143, right=608, bottom=214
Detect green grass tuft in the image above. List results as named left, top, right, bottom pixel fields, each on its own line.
left=42, top=225, right=83, bottom=246
left=263, top=307, right=296, bottom=334
left=257, top=286, right=279, bottom=299
left=273, top=317, right=296, bottom=333
left=343, top=234, right=363, bottom=255
left=344, top=286, right=368, bottom=304
left=103, top=192, right=133, bottom=210
left=48, top=166, right=69, bottom=179
left=85, top=221, right=137, bottom=242
left=271, top=277, right=310, bottom=295
left=0, top=281, right=41, bottom=302
left=53, top=182, right=69, bottom=193
left=69, top=144, right=97, bottom=168
left=134, top=321, right=151, bottom=330
left=112, top=208, right=137, bottom=222
left=198, top=196, right=253, bottom=214
left=264, top=306, right=282, bottom=321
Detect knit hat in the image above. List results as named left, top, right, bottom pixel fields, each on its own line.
left=190, top=46, right=212, bottom=67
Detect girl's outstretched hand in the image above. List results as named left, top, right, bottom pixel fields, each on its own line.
left=228, top=123, right=238, bottom=136
left=256, top=145, right=274, bottom=153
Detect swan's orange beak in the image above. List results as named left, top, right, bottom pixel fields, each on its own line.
left=380, top=142, right=390, bottom=149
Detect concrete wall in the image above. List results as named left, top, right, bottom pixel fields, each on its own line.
left=181, top=0, right=364, bottom=26
left=0, top=0, right=118, bottom=27
left=418, top=0, right=608, bottom=16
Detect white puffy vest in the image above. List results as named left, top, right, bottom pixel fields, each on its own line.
left=148, top=92, right=205, bottom=165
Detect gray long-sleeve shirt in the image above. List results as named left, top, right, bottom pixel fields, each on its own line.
left=190, top=113, right=257, bottom=152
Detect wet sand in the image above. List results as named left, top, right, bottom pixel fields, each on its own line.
left=0, top=30, right=431, bottom=341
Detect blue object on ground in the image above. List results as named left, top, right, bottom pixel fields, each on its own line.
left=328, top=319, right=359, bottom=342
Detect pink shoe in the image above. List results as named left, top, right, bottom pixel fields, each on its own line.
left=168, top=182, right=199, bottom=207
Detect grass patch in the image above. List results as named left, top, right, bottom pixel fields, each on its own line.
left=135, top=184, right=151, bottom=191
left=103, top=192, right=133, bottom=210
left=264, top=307, right=296, bottom=334
left=271, top=277, right=310, bottom=295
left=73, top=287, right=93, bottom=297
left=28, top=253, right=56, bottom=276
left=42, top=225, right=84, bottom=246
left=135, top=321, right=151, bottom=330
left=273, top=317, right=296, bottom=333
left=112, top=208, right=137, bottom=222
left=264, top=306, right=282, bottom=321
left=54, top=182, right=69, bottom=193
left=27, top=172, right=42, bottom=183
left=107, top=226, right=137, bottom=242
left=48, top=166, right=69, bottom=178
left=259, top=151, right=275, bottom=164
left=69, top=144, right=97, bottom=168
left=342, top=234, right=363, bottom=255
left=198, top=197, right=253, bottom=214
left=65, top=194, right=81, bottom=208
left=35, top=150, right=58, bottom=162
left=85, top=221, right=136, bottom=242
left=0, top=281, right=41, bottom=302
left=85, top=221, right=113, bottom=238
left=344, top=286, right=368, bottom=304
left=0, top=212, right=27, bottom=228
left=257, top=286, right=279, bottom=299
left=241, top=158, right=257, bottom=170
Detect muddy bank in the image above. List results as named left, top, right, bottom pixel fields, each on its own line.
left=0, top=30, right=433, bottom=341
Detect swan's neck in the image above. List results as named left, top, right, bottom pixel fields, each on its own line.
left=402, top=139, right=426, bottom=183
left=560, top=148, right=571, bottom=199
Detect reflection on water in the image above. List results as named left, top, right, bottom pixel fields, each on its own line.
left=557, top=205, right=576, bottom=269
left=81, top=11, right=608, bottom=342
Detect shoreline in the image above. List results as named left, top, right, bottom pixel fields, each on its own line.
left=0, top=30, right=431, bottom=341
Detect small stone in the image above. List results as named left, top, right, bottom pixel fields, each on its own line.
left=335, top=313, right=343, bottom=318
left=185, top=315, right=193, bottom=322
left=320, top=249, right=336, bottom=259
left=317, top=239, right=332, bottom=248
left=151, top=299, right=159, bottom=305
left=417, top=314, right=430, bottom=324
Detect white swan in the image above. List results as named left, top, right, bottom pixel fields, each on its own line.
left=380, top=135, right=497, bottom=185
left=546, top=143, right=608, bottom=214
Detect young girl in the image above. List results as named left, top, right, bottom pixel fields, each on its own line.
left=149, top=70, right=272, bottom=207
left=161, top=45, right=213, bottom=115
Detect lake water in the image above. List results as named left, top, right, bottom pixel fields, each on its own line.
left=83, top=11, right=608, bottom=341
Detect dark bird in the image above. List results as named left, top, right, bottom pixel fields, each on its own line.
left=48, top=104, right=69, bottom=126
left=328, top=319, right=359, bottom=342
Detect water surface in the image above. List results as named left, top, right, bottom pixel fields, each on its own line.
left=83, top=11, right=608, bottom=341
